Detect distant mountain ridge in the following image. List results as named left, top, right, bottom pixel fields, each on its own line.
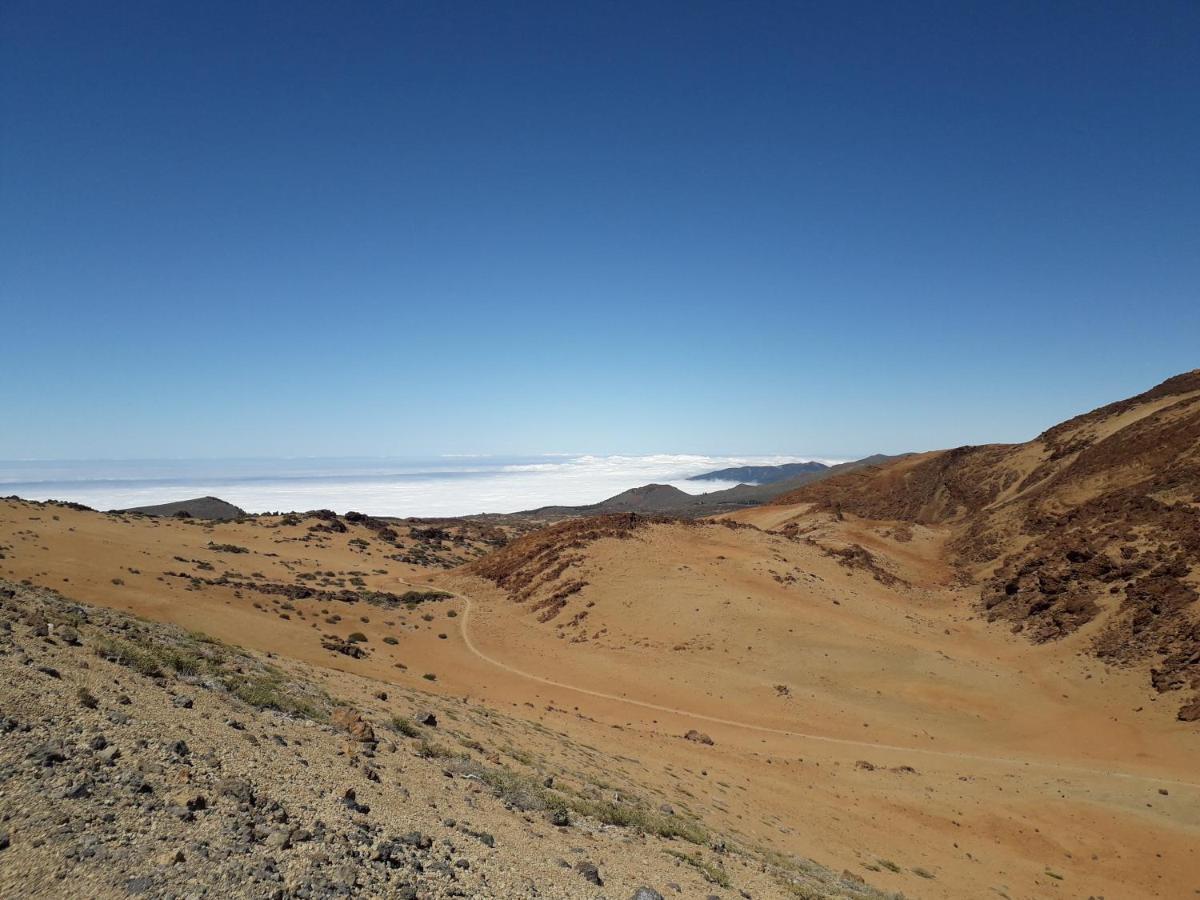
left=688, top=461, right=829, bottom=485
left=519, top=454, right=907, bottom=519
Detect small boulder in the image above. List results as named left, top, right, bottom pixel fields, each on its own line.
left=575, top=860, right=603, bottom=886
left=332, top=707, right=377, bottom=744
left=264, top=828, right=292, bottom=851
left=342, top=788, right=370, bottom=815
left=216, top=777, right=255, bottom=805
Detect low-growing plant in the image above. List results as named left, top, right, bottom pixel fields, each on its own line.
left=222, top=668, right=326, bottom=721
left=91, top=627, right=326, bottom=721
left=390, top=716, right=421, bottom=737
left=665, top=849, right=730, bottom=887
left=415, top=738, right=461, bottom=760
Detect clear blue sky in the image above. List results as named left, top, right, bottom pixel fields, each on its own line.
left=2, top=2, right=1197, bottom=460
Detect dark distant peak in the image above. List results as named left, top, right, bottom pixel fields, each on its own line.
left=688, top=461, right=829, bottom=485
left=603, top=483, right=690, bottom=502
left=121, top=496, right=246, bottom=521
left=622, top=483, right=685, bottom=495
left=513, top=454, right=896, bottom=519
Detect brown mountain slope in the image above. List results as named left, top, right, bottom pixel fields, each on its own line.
left=5, top=489, right=1200, bottom=894
left=772, top=370, right=1200, bottom=719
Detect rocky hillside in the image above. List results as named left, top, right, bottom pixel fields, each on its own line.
left=774, top=371, right=1200, bottom=719
left=467, top=514, right=666, bottom=622
left=0, top=578, right=894, bottom=900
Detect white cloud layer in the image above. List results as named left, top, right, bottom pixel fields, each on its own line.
left=0, top=454, right=844, bottom=518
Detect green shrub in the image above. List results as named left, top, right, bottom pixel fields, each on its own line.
left=665, top=849, right=730, bottom=887
left=390, top=716, right=420, bottom=737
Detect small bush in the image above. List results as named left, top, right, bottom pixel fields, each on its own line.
left=665, top=849, right=730, bottom=887
left=92, top=636, right=164, bottom=678
left=223, top=670, right=325, bottom=721
left=390, top=716, right=420, bottom=737
left=415, top=739, right=460, bottom=760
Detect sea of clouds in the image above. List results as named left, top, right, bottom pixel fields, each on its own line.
left=0, top=453, right=844, bottom=518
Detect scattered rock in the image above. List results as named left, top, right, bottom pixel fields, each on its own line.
left=575, top=860, right=603, bottom=885
left=332, top=707, right=377, bottom=744
left=216, top=777, right=255, bottom=805
left=341, top=788, right=370, bottom=815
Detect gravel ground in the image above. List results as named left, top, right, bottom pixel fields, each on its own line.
left=0, top=579, right=894, bottom=900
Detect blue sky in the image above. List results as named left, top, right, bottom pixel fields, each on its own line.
left=2, top=2, right=1197, bottom=461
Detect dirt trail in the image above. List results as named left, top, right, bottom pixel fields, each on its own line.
left=399, top=578, right=1200, bottom=791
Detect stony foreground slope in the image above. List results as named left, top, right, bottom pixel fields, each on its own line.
left=0, top=579, right=894, bottom=900
left=774, top=370, right=1200, bottom=719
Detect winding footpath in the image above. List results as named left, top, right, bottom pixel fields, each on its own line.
left=401, top=579, right=1200, bottom=791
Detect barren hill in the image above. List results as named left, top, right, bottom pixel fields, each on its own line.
left=772, top=370, right=1200, bottom=718
left=3, top=375, right=1200, bottom=898
left=122, top=496, right=247, bottom=521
